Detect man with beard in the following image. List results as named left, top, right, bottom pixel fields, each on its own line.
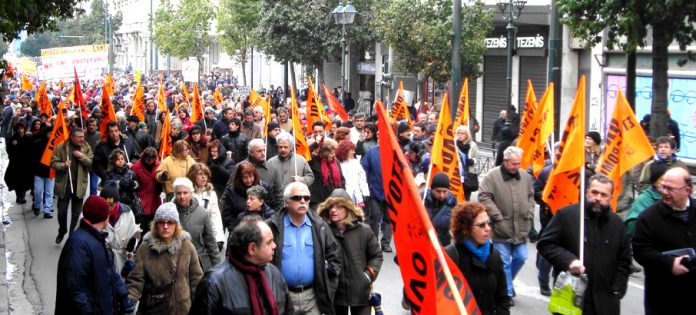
left=241, top=109, right=263, bottom=139
left=396, top=122, right=411, bottom=152
left=266, top=122, right=281, bottom=160
left=277, top=107, right=293, bottom=133
left=538, top=174, right=631, bottom=315
left=93, top=121, right=138, bottom=181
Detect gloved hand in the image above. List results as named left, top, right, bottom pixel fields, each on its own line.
left=121, top=297, right=136, bottom=313
left=218, top=241, right=224, bottom=252
left=160, top=171, right=169, bottom=181
left=466, top=158, right=475, bottom=166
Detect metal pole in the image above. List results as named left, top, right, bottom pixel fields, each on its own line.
left=150, top=0, right=154, bottom=75
left=251, top=47, right=254, bottom=89
left=341, top=24, right=347, bottom=102
left=450, top=0, right=462, bottom=118
left=505, top=0, right=515, bottom=109
left=547, top=0, right=562, bottom=137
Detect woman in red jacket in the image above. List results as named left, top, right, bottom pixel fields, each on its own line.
left=130, top=147, right=163, bottom=232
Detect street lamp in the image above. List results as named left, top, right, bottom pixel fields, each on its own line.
left=332, top=1, right=357, bottom=102
left=496, top=0, right=526, bottom=109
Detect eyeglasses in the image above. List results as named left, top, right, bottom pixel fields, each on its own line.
left=289, top=195, right=311, bottom=202
left=473, top=221, right=492, bottom=229
left=658, top=185, right=689, bottom=193
left=157, top=220, right=177, bottom=226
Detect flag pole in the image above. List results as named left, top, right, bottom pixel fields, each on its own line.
left=427, top=230, right=468, bottom=315
left=579, top=151, right=586, bottom=263
left=422, top=162, right=434, bottom=202
left=122, top=144, right=130, bottom=164
left=66, top=144, right=74, bottom=194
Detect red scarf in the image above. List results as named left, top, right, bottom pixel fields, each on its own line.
left=108, top=203, right=120, bottom=226
left=320, top=158, right=342, bottom=189
left=228, top=256, right=279, bottom=315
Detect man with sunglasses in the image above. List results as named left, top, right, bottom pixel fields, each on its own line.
left=538, top=174, right=631, bottom=315
left=266, top=182, right=341, bottom=315
left=633, top=167, right=696, bottom=315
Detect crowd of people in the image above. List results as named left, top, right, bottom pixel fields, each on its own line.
left=2, top=71, right=694, bottom=315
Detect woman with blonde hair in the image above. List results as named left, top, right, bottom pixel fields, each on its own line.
left=126, top=202, right=203, bottom=314
left=317, top=196, right=383, bottom=315
left=455, top=124, right=479, bottom=201
left=156, top=140, right=197, bottom=200
left=186, top=163, right=225, bottom=250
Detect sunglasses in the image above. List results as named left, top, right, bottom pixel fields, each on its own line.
left=474, top=221, right=492, bottom=229
left=289, top=195, right=311, bottom=202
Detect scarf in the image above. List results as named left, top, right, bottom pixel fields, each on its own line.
left=321, top=158, right=342, bottom=189
left=463, top=239, right=491, bottom=263
left=109, top=202, right=121, bottom=226
left=228, top=256, right=279, bottom=315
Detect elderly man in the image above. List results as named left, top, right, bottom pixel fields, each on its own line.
left=267, top=182, right=341, bottom=315
left=172, top=177, right=222, bottom=272
left=51, top=128, right=94, bottom=244
left=277, top=107, right=293, bottom=133
left=478, top=146, right=534, bottom=300
left=538, top=174, right=631, bottom=315
left=267, top=132, right=314, bottom=208
left=191, top=216, right=293, bottom=314
left=633, top=167, right=696, bottom=315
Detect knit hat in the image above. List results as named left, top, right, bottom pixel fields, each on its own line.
left=397, top=123, right=410, bottom=134
left=431, top=172, right=450, bottom=190
left=82, top=196, right=111, bottom=223
left=154, top=202, right=180, bottom=224
left=649, top=162, right=669, bottom=184
left=138, top=122, right=147, bottom=129
left=329, top=188, right=352, bottom=201
left=100, top=180, right=120, bottom=203
left=586, top=131, right=601, bottom=146
left=267, top=122, right=280, bottom=132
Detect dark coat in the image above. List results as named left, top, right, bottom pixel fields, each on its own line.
left=267, top=209, right=342, bottom=315
left=130, top=159, right=162, bottom=216
left=55, top=220, right=129, bottom=315
left=424, top=190, right=456, bottom=246
left=207, top=154, right=234, bottom=199
left=445, top=242, right=510, bottom=315
left=211, top=118, right=230, bottom=140
left=220, top=184, right=251, bottom=230
left=308, top=158, right=345, bottom=209
left=537, top=204, right=631, bottom=315
left=176, top=198, right=222, bottom=272
left=105, top=166, right=139, bottom=208
left=29, top=127, right=52, bottom=178
left=190, top=260, right=294, bottom=315
left=266, top=136, right=278, bottom=160
left=93, top=135, right=138, bottom=179
left=233, top=204, right=276, bottom=229
left=632, top=198, right=696, bottom=315
left=5, top=131, right=32, bottom=192
left=220, top=130, right=248, bottom=164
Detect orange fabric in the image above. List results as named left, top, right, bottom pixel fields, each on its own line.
left=429, top=93, right=465, bottom=202
left=213, top=87, right=223, bottom=105
left=131, top=81, right=146, bottom=122
left=517, top=80, right=538, bottom=169
left=190, top=83, right=203, bottom=123
left=36, top=83, right=53, bottom=117
left=306, top=79, right=332, bottom=131
left=597, top=89, right=655, bottom=210
left=543, top=77, right=586, bottom=213
left=157, top=83, right=167, bottom=113
left=290, top=86, right=311, bottom=161
left=376, top=100, right=481, bottom=315
left=41, top=101, right=69, bottom=168
left=105, top=73, right=115, bottom=97
left=73, top=69, right=89, bottom=120
left=322, top=83, right=348, bottom=121
left=180, top=82, right=190, bottom=105
left=390, top=81, right=412, bottom=129
left=532, top=83, right=555, bottom=177
left=455, top=78, right=470, bottom=128
left=249, top=90, right=270, bottom=136
left=159, top=109, right=172, bottom=159
left=21, top=75, right=33, bottom=91
left=100, top=83, right=117, bottom=143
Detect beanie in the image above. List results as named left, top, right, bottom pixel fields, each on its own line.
left=431, top=172, right=450, bottom=190
left=267, top=122, right=280, bottom=132
left=397, top=123, right=410, bottom=134
left=154, top=202, right=180, bottom=224
left=649, top=162, right=668, bottom=185
left=329, top=188, right=352, bottom=201
left=82, top=196, right=111, bottom=223
left=586, top=131, right=601, bottom=146
left=100, top=180, right=120, bottom=203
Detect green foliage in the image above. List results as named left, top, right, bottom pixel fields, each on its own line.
left=217, top=0, right=260, bottom=71
left=0, top=0, right=84, bottom=42
left=151, top=0, right=214, bottom=60
left=373, top=0, right=492, bottom=82
left=257, top=0, right=377, bottom=68
left=0, top=40, right=9, bottom=57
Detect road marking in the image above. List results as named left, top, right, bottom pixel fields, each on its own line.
left=628, top=281, right=644, bottom=290
left=513, top=280, right=551, bottom=303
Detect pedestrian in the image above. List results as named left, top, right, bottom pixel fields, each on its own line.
left=233, top=185, right=276, bottom=231
left=55, top=196, right=135, bottom=314
left=455, top=125, right=479, bottom=201
left=220, top=117, right=249, bottom=163
left=5, top=122, right=32, bottom=204
left=335, top=140, right=370, bottom=206
left=104, top=149, right=140, bottom=213
left=84, top=118, right=101, bottom=195
left=29, top=120, right=54, bottom=218
left=267, top=182, right=342, bottom=315
left=491, top=110, right=508, bottom=147
left=478, top=146, right=534, bottom=301
left=585, top=131, right=603, bottom=177
left=212, top=107, right=234, bottom=140
left=494, top=126, right=516, bottom=167
left=126, top=202, right=203, bottom=315
left=100, top=180, right=141, bottom=273
left=187, top=163, right=225, bottom=250
left=266, top=132, right=314, bottom=207
left=156, top=140, right=196, bottom=200
left=185, top=125, right=210, bottom=163
left=354, top=123, right=377, bottom=159
left=266, top=122, right=281, bottom=160
left=241, top=109, right=263, bottom=139
left=308, top=138, right=345, bottom=209
left=93, top=121, right=138, bottom=181
left=130, top=147, right=162, bottom=235
left=206, top=139, right=235, bottom=199
left=633, top=167, right=696, bottom=315
left=637, top=136, right=688, bottom=193
left=537, top=174, right=631, bottom=315
left=220, top=161, right=269, bottom=231
left=425, top=172, right=456, bottom=246
left=190, top=216, right=293, bottom=314
left=446, top=202, right=511, bottom=315
left=51, top=128, right=94, bottom=244
left=361, top=145, right=391, bottom=252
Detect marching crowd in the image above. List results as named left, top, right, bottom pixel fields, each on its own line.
left=1, top=72, right=695, bottom=315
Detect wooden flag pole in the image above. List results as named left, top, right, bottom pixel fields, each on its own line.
left=427, top=229, right=468, bottom=315
left=579, top=163, right=586, bottom=263
left=66, top=144, right=74, bottom=194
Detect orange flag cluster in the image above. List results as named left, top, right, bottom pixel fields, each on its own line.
left=597, top=89, right=655, bottom=210
left=429, top=93, right=465, bottom=202
left=290, top=85, right=311, bottom=161
left=375, top=100, right=481, bottom=315
left=517, top=80, right=555, bottom=177
left=322, top=83, right=349, bottom=121
left=390, top=81, right=412, bottom=130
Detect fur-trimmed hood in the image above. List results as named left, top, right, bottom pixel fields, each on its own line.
left=143, top=230, right=191, bottom=255
left=317, top=197, right=364, bottom=225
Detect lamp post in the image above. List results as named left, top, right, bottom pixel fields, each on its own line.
left=332, top=1, right=357, bottom=102
left=496, top=0, right=526, bottom=108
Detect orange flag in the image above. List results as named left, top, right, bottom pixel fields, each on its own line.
left=190, top=83, right=203, bottom=123
left=157, top=82, right=168, bottom=113
left=429, top=93, right=465, bottom=202
left=249, top=89, right=271, bottom=135
left=180, top=82, right=190, bottom=104
left=455, top=78, right=470, bottom=128
left=131, top=81, right=146, bottom=122
left=290, top=85, right=311, bottom=161
left=322, top=83, right=348, bottom=121
left=306, top=79, right=332, bottom=130
left=390, top=81, right=412, bottom=129
left=100, top=83, right=117, bottom=142
left=531, top=83, right=555, bottom=177
left=159, top=109, right=172, bottom=159
left=597, top=89, right=655, bottom=210
left=104, top=73, right=115, bottom=97
left=21, top=75, right=33, bottom=91
left=376, top=100, right=481, bottom=315
left=517, top=80, right=539, bottom=169
left=41, top=101, right=69, bottom=167
left=543, top=76, right=586, bottom=213
left=73, top=69, right=89, bottom=121
left=36, top=82, right=53, bottom=117
left=213, top=87, right=223, bottom=105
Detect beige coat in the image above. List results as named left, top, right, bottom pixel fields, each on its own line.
left=51, top=140, right=93, bottom=198
left=155, top=155, right=196, bottom=193
left=127, top=231, right=203, bottom=315
left=478, top=166, right=535, bottom=244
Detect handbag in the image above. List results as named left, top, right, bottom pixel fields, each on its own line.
left=140, top=249, right=182, bottom=314
left=548, top=271, right=587, bottom=315
left=462, top=169, right=479, bottom=192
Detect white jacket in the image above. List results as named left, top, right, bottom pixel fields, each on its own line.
left=340, top=158, right=370, bottom=204
left=104, top=203, right=141, bottom=273
left=193, top=189, right=225, bottom=243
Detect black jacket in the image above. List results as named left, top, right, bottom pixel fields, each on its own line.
left=266, top=136, right=278, bottom=161
left=5, top=132, right=32, bottom=192
left=445, top=242, right=510, bottom=315
left=633, top=198, right=696, bottom=315
left=424, top=190, right=456, bottom=246
left=93, top=135, right=138, bottom=179
left=55, top=220, right=129, bottom=314
left=537, top=204, right=631, bottom=315
left=220, top=180, right=272, bottom=231
left=308, top=158, right=345, bottom=209
left=220, top=130, right=248, bottom=164
left=267, top=209, right=342, bottom=315
left=207, top=154, right=234, bottom=199
left=190, top=260, right=294, bottom=315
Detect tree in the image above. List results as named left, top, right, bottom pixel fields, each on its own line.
left=0, top=40, right=9, bottom=57
left=557, top=0, right=696, bottom=139
left=217, top=0, right=261, bottom=86
left=0, top=0, right=83, bottom=42
left=151, top=0, right=214, bottom=75
left=373, top=0, right=492, bottom=82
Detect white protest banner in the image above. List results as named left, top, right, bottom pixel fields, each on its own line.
left=39, top=45, right=108, bottom=81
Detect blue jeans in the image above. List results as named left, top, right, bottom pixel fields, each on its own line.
left=89, top=170, right=99, bottom=196
left=494, top=242, right=529, bottom=296
left=33, top=176, right=55, bottom=214
left=536, top=252, right=553, bottom=286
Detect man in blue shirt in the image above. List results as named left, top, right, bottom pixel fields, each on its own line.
left=267, top=182, right=341, bottom=314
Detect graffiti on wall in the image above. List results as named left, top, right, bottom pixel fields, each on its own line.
left=606, top=74, right=696, bottom=161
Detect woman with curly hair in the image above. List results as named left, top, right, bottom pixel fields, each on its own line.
left=185, top=125, right=210, bottom=163
left=335, top=140, right=370, bottom=206
left=446, top=202, right=511, bottom=314
left=187, top=163, right=225, bottom=249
